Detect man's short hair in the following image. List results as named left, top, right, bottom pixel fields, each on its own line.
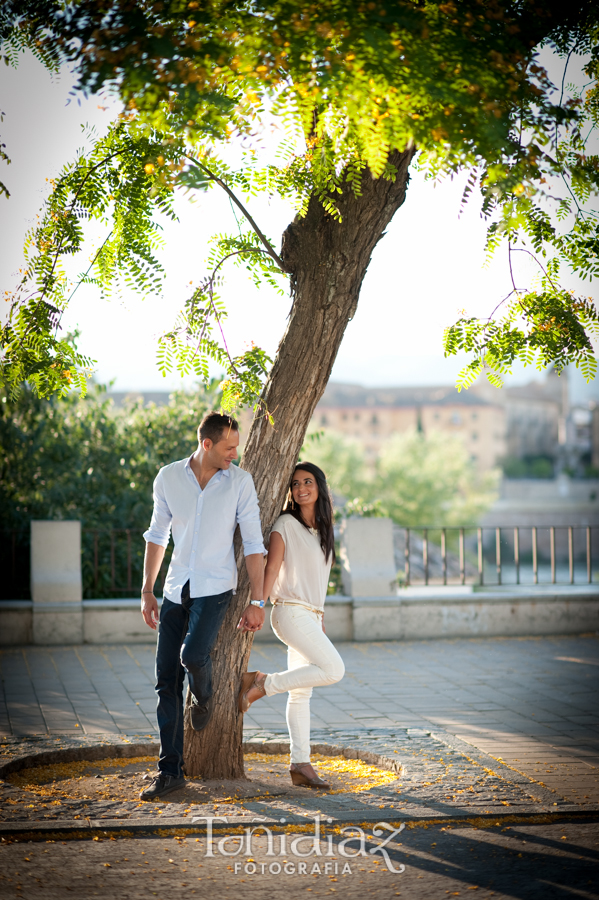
left=198, top=411, right=239, bottom=445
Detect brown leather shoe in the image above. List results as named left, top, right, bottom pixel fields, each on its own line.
left=238, top=671, right=266, bottom=713
left=290, top=763, right=331, bottom=790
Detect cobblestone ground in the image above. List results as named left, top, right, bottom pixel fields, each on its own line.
left=1, top=635, right=597, bottom=808
left=1, top=635, right=598, bottom=898
left=247, top=635, right=599, bottom=808
left=0, top=725, right=580, bottom=829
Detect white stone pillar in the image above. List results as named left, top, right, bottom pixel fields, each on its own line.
left=31, top=521, right=83, bottom=644
left=340, top=517, right=397, bottom=597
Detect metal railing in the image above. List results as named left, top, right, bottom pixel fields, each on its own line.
left=400, top=526, right=597, bottom=587
left=0, top=528, right=171, bottom=600
left=82, top=528, right=171, bottom=599
left=3, top=524, right=597, bottom=600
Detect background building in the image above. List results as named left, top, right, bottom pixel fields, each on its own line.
left=107, top=366, right=596, bottom=480
left=473, top=368, right=594, bottom=479
left=311, top=382, right=506, bottom=472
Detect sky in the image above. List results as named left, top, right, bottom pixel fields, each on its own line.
left=1, top=51, right=597, bottom=404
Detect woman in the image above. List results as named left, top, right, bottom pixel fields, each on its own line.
left=238, top=462, right=345, bottom=789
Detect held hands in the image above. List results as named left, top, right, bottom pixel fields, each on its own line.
left=238, top=604, right=265, bottom=633
left=141, top=592, right=264, bottom=632
left=141, top=593, right=159, bottom=630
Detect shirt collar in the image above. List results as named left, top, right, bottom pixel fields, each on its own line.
left=185, top=456, right=231, bottom=479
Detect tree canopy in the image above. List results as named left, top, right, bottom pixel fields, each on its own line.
left=1, top=1, right=598, bottom=407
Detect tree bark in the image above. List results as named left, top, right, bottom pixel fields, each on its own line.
left=183, top=147, right=415, bottom=779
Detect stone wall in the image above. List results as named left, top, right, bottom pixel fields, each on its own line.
left=2, top=517, right=596, bottom=646
left=1, top=587, right=597, bottom=646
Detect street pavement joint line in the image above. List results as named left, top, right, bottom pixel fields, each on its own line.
left=95, top=648, right=116, bottom=671
left=19, top=648, right=33, bottom=680
left=123, top=645, right=153, bottom=678
left=40, top=648, right=84, bottom=732
left=73, top=647, right=94, bottom=681
left=17, top=649, right=49, bottom=735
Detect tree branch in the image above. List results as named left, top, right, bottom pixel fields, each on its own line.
left=511, top=246, right=559, bottom=292
left=42, top=150, right=123, bottom=293
left=189, top=247, right=269, bottom=376
left=487, top=289, right=517, bottom=322
left=183, top=155, right=286, bottom=272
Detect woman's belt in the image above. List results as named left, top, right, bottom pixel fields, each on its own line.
left=272, top=599, right=324, bottom=617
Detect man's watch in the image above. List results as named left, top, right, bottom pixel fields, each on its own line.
left=250, top=600, right=265, bottom=608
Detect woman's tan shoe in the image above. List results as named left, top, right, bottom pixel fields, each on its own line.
left=289, top=763, right=331, bottom=790
left=238, top=671, right=266, bottom=713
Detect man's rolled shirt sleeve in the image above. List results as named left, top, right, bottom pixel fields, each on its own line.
left=237, top=475, right=266, bottom=557
left=143, top=471, right=173, bottom=548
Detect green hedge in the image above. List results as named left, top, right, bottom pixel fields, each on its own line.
left=0, top=381, right=221, bottom=597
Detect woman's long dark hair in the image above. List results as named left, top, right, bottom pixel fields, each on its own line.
left=282, top=462, right=335, bottom=563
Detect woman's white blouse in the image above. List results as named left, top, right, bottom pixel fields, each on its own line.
left=269, top=514, right=332, bottom=611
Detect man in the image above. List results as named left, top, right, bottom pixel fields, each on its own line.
left=140, top=411, right=265, bottom=800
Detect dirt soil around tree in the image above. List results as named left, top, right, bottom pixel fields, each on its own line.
left=5, top=752, right=398, bottom=807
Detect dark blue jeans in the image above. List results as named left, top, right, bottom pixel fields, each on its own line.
left=155, top=583, right=232, bottom=777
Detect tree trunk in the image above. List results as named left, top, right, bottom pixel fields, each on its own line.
left=183, top=148, right=415, bottom=779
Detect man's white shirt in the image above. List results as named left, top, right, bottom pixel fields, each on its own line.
left=143, top=457, right=265, bottom=602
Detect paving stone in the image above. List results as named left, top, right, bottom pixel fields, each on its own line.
left=1, top=634, right=598, bottom=815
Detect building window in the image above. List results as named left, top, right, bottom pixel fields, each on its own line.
left=450, top=413, right=462, bottom=426
left=433, top=413, right=440, bottom=420
left=354, top=412, right=360, bottom=420
left=342, top=413, right=348, bottom=421
left=371, top=414, right=378, bottom=425
left=471, top=412, right=478, bottom=420
left=320, top=415, right=328, bottom=426
left=471, top=432, right=478, bottom=441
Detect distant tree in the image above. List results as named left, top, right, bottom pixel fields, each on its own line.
left=0, top=379, right=220, bottom=595
left=0, top=380, right=220, bottom=530
left=501, top=454, right=554, bottom=479
left=376, top=432, right=499, bottom=526
left=305, top=429, right=498, bottom=526
left=301, top=431, right=370, bottom=503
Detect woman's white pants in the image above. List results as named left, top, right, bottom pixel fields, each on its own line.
left=264, top=605, right=345, bottom=764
